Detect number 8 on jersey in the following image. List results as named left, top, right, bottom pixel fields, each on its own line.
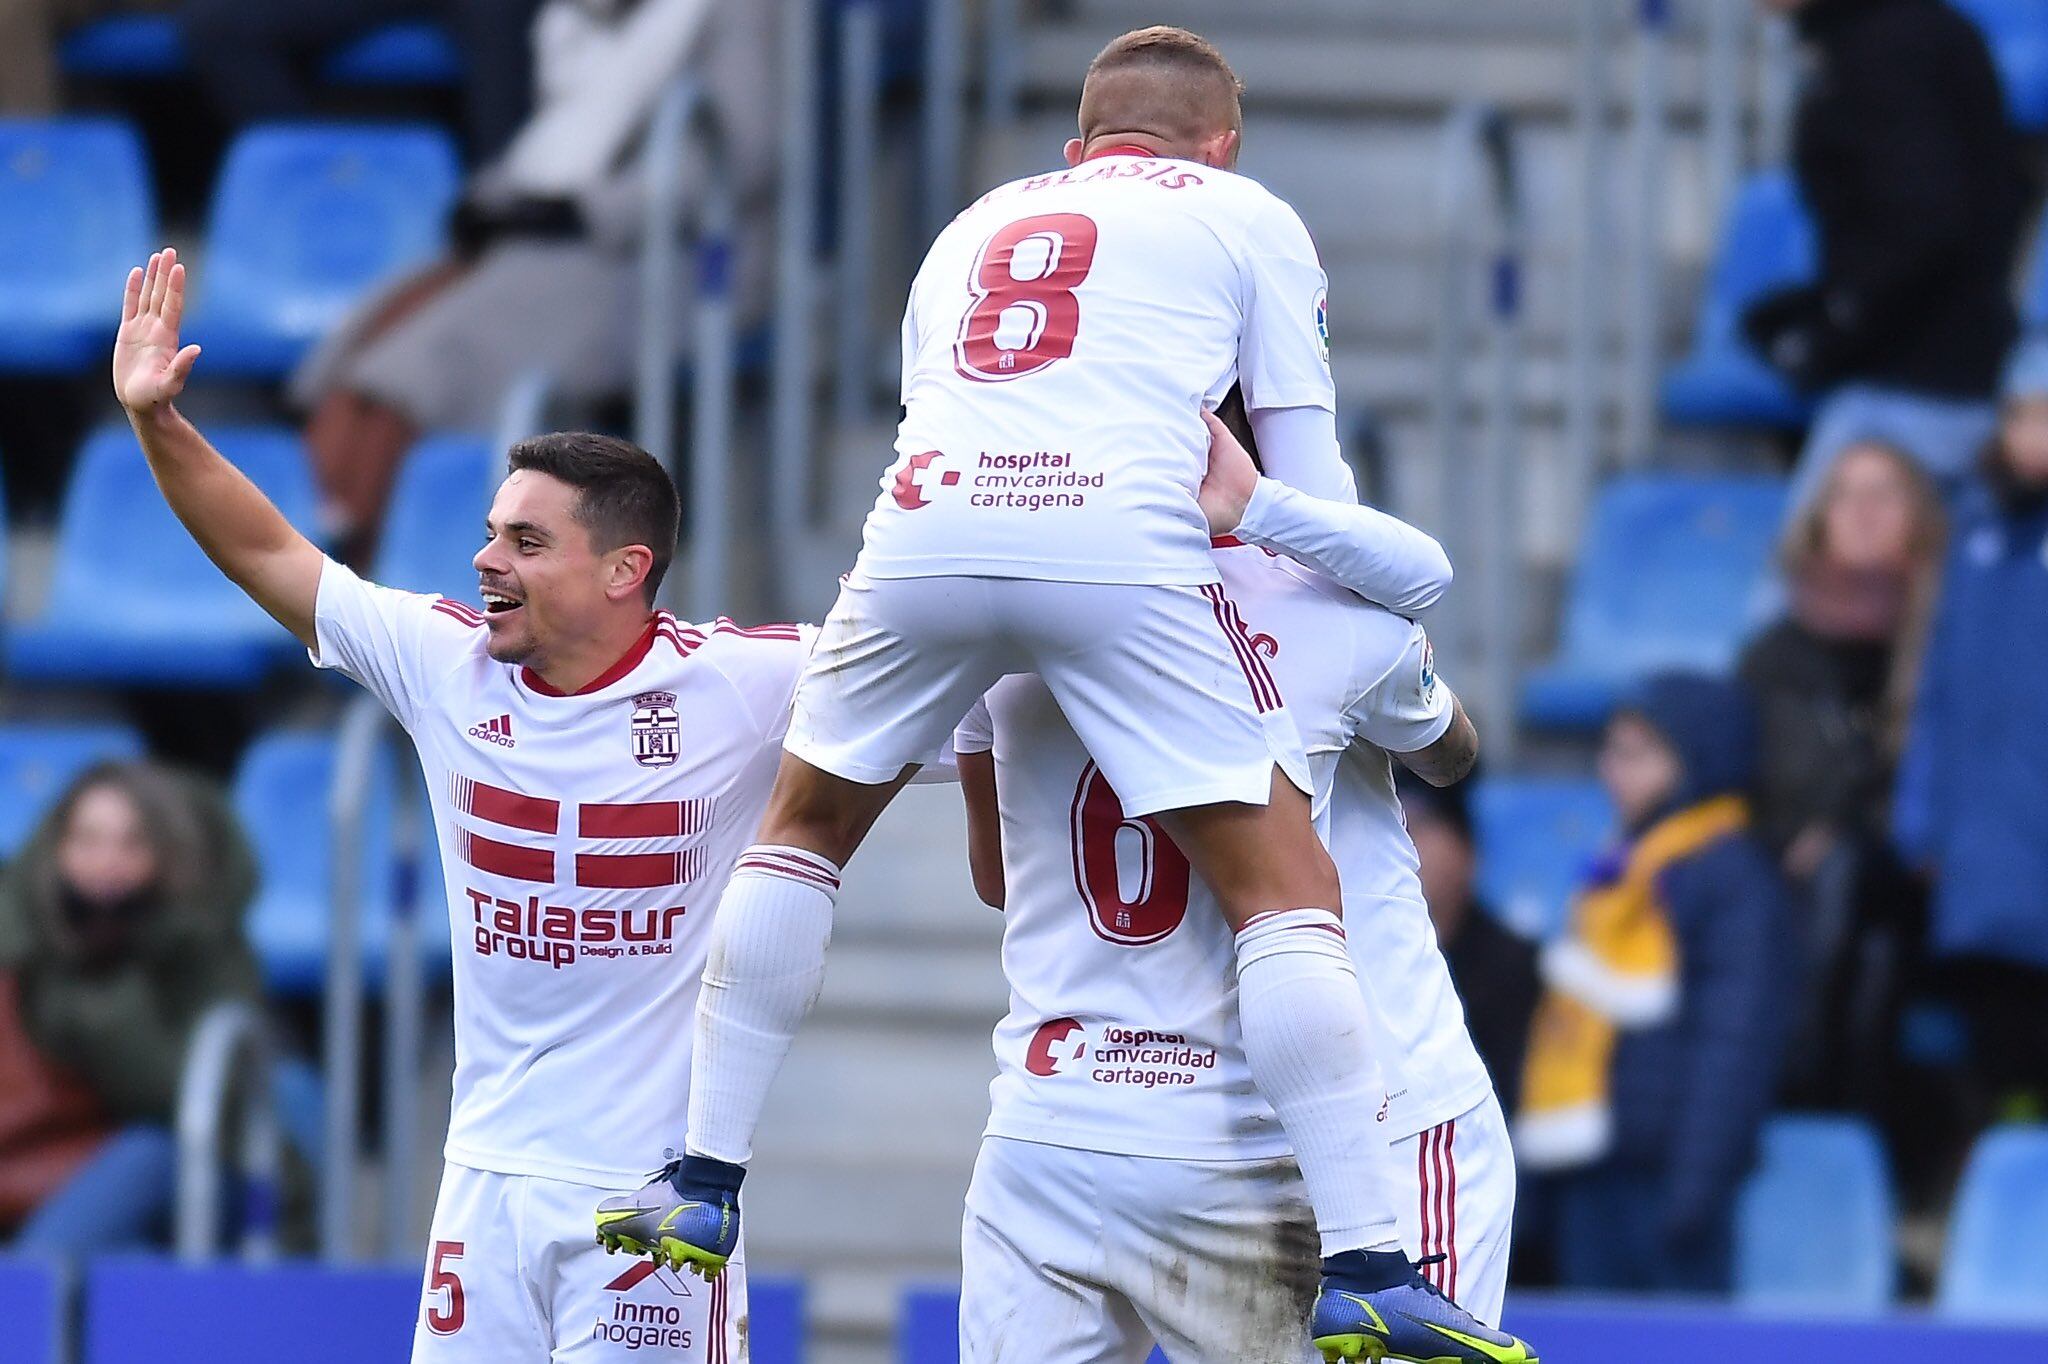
left=955, top=213, right=1100, bottom=381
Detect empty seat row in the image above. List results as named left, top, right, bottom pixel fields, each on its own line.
left=1738, top=1116, right=2048, bottom=1321
left=60, top=15, right=462, bottom=87
left=0, top=426, right=495, bottom=688
left=0, top=117, right=459, bottom=376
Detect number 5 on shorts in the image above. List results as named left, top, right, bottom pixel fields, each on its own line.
left=425, top=1240, right=466, bottom=1336
left=955, top=213, right=1099, bottom=381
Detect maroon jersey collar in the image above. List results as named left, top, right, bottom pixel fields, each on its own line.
left=520, top=616, right=661, bottom=697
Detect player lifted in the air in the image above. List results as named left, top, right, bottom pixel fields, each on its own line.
left=950, top=420, right=1533, bottom=1364
left=600, top=26, right=1504, bottom=1357
left=113, top=248, right=795, bottom=1362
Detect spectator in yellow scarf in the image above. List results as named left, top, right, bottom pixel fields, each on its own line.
left=1520, top=673, right=1800, bottom=1293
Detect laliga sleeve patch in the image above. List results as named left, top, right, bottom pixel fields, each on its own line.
left=1313, top=288, right=1331, bottom=366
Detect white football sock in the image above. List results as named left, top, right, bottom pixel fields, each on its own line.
left=1235, top=907, right=1404, bottom=1257
left=685, top=845, right=840, bottom=1165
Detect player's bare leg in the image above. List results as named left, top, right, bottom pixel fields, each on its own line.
left=597, top=755, right=915, bottom=1277
left=1156, top=777, right=1536, bottom=1362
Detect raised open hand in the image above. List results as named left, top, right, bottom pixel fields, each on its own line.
left=113, top=248, right=202, bottom=415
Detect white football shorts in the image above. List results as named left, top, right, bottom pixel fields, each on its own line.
left=960, top=1135, right=1321, bottom=1364
left=1390, top=1093, right=1517, bottom=1328
left=410, top=1161, right=747, bottom=1363
left=785, top=572, right=1310, bottom=817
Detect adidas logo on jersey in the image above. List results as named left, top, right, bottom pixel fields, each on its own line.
left=468, top=714, right=515, bottom=748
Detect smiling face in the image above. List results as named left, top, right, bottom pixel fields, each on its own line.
left=473, top=470, right=630, bottom=669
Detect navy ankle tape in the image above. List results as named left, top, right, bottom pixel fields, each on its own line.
left=672, top=1154, right=747, bottom=1197
left=1320, top=1247, right=1412, bottom=1293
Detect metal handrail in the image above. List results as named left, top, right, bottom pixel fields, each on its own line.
left=1621, top=0, right=1673, bottom=464
left=1566, top=0, right=1613, bottom=546
left=689, top=138, right=739, bottom=622
left=323, top=695, right=434, bottom=1262
left=921, top=0, right=965, bottom=238
left=835, top=0, right=885, bottom=426
left=175, top=1000, right=281, bottom=1262
left=320, top=697, right=383, bottom=1260
left=982, top=0, right=1023, bottom=130
left=770, top=0, right=823, bottom=600
left=379, top=717, right=428, bottom=1262
left=633, top=76, right=741, bottom=620
left=636, top=77, right=696, bottom=495
left=1432, top=102, right=1526, bottom=769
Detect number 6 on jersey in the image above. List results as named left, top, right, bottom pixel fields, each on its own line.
left=955, top=213, right=1100, bottom=381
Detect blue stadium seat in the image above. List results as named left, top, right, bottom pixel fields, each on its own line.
left=192, top=123, right=459, bottom=377
left=1736, top=1116, right=1897, bottom=1313
left=1518, top=473, right=1788, bottom=730
left=5, top=425, right=317, bottom=686
left=1953, top=0, right=2048, bottom=130
left=0, top=723, right=146, bottom=859
left=1939, top=1124, right=2048, bottom=1320
left=64, top=16, right=461, bottom=86
left=59, top=15, right=186, bottom=78
left=373, top=433, right=501, bottom=599
left=0, top=119, right=154, bottom=372
left=1660, top=170, right=1816, bottom=430
left=0, top=1256, right=60, bottom=1364
left=235, top=728, right=448, bottom=996
left=1470, top=777, right=1613, bottom=941
left=324, top=20, right=464, bottom=86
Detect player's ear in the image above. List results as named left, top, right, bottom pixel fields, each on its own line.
left=1197, top=128, right=1240, bottom=169
left=1063, top=137, right=1084, bottom=167
left=607, top=544, right=655, bottom=603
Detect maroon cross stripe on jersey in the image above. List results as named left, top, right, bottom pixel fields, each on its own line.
left=451, top=775, right=710, bottom=888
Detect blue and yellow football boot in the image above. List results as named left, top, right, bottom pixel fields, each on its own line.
left=594, top=1154, right=743, bottom=1279
left=1311, top=1253, right=1537, bottom=1362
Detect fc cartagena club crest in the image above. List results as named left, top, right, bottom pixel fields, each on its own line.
left=631, top=690, right=681, bottom=768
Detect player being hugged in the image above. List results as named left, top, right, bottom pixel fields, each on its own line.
left=603, top=28, right=1519, bottom=1360
left=950, top=416, right=1532, bottom=1363
left=113, top=248, right=810, bottom=1363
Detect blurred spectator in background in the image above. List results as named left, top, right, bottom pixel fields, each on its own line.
left=0, top=762, right=261, bottom=1253
left=0, top=0, right=165, bottom=113
left=290, top=0, right=779, bottom=562
left=1745, top=0, right=2028, bottom=513
left=1400, top=772, right=1540, bottom=1115
left=1894, top=337, right=2048, bottom=1124
left=1739, top=438, right=1943, bottom=1111
left=181, top=0, right=544, bottom=161
left=1520, top=675, right=1797, bottom=1294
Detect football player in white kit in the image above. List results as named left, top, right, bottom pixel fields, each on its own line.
left=112, top=249, right=791, bottom=1362
left=950, top=421, right=1531, bottom=1363
left=622, top=30, right=1489, bottom=1354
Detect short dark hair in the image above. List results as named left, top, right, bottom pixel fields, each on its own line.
left=506, top=432, right=679, bottom=605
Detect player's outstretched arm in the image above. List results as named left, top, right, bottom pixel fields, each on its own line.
left=114, top=249, right=324, bottom=649
left=1198, top=410, right=1452, bottom=615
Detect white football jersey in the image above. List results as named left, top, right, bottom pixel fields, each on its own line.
left=857, top=152, right=1340, bottom=587
left=312, top=561, right=811, bottom=1184
left=960, top=546, right=1492, bottom=1161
